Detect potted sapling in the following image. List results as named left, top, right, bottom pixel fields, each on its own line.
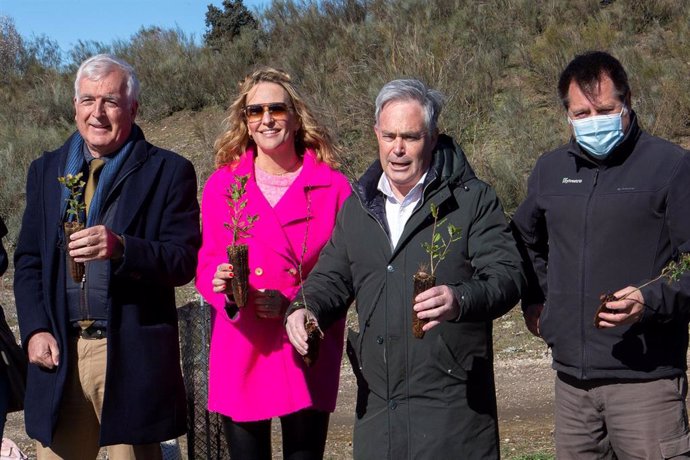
left=413, top=202, right=462, bottom=339
left=296, top=188, right=322, bottom=367
left=58, top=172, right=87, bottom=283
left=225, top=174, right=259, bottom=308
left=594, top=252, right=690, bottom=328
left=302, top=317, right=322, bottom=367
left=282, top=187, right=320, bottom=366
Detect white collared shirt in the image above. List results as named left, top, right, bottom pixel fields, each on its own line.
left=377, top=172, right=427, bottom=249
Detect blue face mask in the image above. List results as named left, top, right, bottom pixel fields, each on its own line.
left=569, top=108, right=626, bottom=159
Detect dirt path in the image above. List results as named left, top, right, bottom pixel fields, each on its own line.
left=2, top=355, right=556, bottom=459
left=496, top=357, right=555, bottom=457
left=250, top=354, right=557, bottom=459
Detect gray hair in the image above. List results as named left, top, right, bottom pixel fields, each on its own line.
left=374, top=79, right=445, bottom=134
left=74, top=54, right=140, bottom=106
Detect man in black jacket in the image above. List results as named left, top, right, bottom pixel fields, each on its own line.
left=512, top=51, right=690, bottom=459
left=286, top=79, right=523, bottom=459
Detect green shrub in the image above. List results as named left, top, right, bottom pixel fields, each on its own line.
left=0, top=123, right=71, bottom=246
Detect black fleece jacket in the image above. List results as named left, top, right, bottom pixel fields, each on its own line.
left=512, top=113, right=690, bottom=380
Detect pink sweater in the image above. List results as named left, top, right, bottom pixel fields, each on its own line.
left=254, top=164, right=302, bottom=207
left=196, top=148, right=351, bottom=421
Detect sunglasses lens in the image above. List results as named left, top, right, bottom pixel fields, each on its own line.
left=245, top=105, right=264, bottom=122
left=268, top=103, right=289, bottom=119
left=244, top=103, right=290, bottom=122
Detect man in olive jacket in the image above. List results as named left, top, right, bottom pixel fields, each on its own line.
left=286, top=79, right=523, bottom=459
left=14, top=54, right=200, bottom=458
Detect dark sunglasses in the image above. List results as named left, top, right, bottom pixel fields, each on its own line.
left=243, top=103, right=292, bottom=122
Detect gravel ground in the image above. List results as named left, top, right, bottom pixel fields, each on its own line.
left=0, top=355, right=556, bottom=459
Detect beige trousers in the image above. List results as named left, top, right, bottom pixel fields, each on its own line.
left=36, top=337, right=162, bottom=460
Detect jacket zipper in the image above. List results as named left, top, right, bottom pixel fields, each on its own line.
left=353, top=194, right=396, bottom=401
left=80, top=272, right=89, bottom=326
left=76, top=159, right=141, bottom=332
left=580, top=168, right=599, bottom=379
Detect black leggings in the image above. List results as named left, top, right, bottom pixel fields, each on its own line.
left=222, top=409, right=330, bottom=460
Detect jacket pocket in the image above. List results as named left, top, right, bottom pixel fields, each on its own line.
left=430, top=334, right=469, bottom=382
left=538, top=290, right=571, bottom=351
left=346, top=328, right=369, bottom=418
left=346, top=327, right=362, bottom=373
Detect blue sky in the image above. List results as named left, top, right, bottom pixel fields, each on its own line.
left=0, top=0, right=267, bottom=52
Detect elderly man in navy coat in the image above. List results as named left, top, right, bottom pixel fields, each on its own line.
left=14, top=54, right=200, bottom=459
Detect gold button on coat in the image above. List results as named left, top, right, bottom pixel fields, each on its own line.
left=254, top=267, right=263, bottom=276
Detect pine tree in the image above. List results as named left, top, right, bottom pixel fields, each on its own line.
left=204, top=0, right=258, bottom=50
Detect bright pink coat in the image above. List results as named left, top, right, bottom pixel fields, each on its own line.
left=196, top=149, right=351, bottom=421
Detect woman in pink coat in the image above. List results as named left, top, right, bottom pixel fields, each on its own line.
left=196, top=67, right=351, bottom=459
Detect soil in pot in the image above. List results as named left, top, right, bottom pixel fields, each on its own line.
left=64, top=221, right=85, bottom=283
left=227, top=244, right=249, bottom=308
left=303, top=318, right=323, bottom=367
left=412, top=271, right=436, bottom=339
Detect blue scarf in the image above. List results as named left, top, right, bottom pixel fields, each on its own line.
left=60, top=127, right=136, bottom=226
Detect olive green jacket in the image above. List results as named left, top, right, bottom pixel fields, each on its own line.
left=290, top=134, right=524, bottom=459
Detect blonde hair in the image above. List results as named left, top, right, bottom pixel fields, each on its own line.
left=214, top=67, right=341, bottom=169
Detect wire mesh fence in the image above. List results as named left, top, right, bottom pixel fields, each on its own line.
left=178, top=299, right=229, bottom=460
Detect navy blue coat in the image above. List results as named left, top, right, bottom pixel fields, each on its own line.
left=13, top=125, right=201, bottom=446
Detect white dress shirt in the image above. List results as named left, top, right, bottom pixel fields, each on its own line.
left=377, top=172, right=427, bottom=249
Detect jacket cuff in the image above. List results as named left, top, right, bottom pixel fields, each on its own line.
left=449, top=285, right=466, bottom=323
left=284, top=300, right=307, bottom=325
left=638, top=285, right=657, bottom=323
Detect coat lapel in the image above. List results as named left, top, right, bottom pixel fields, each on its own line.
left=235, top=150, right=332, bottom=262
left=38, top=143, right=72, bottom=331
left=230, top=151, right=294, bottom=262
left=245, top=173, right=296, bottom=261
left=273, top=153, right=332, bottom=227
left=109, top=138, right=157, bottom=233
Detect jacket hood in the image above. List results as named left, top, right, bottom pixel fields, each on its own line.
left=354, top=133, right=476, bottom=205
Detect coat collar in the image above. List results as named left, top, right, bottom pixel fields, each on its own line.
left=232, top=147, right=333, bottom=188
left=352, top=134, right=473, bottom=251
left=56, top=124, right=159, bottom=234
left=231, top=148, right=333, bottom=261
left=354, top=134, right=475, bottom=206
